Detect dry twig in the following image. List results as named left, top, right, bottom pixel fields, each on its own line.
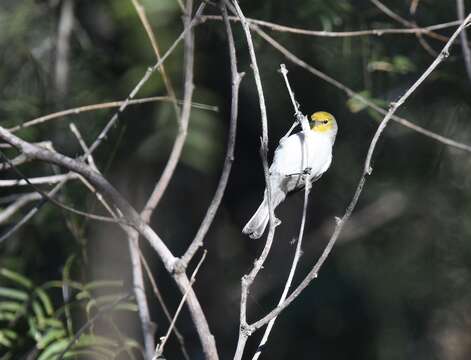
left=181, top=1, right=244, bottom=267
left=248, top=11, right=471, bottom=333
left=457, top=0, right=471, bottom=81
left=141, top=0, right=197, bottom=221
left=153, top=251, right=207, bottom=359
left=8, top=97, right=217, bottom=133
left=253, top=26, right=471, bottom=153
left=251, top=64, right=311, bottom=360
left=202, top=15, right=461, bottom=38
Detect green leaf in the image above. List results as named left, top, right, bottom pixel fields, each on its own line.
left=32, top=300, right=46, bottom=329
left=0, top=332, right=13, bottom=347
left=34, top=288, right=53, bottom=316
left=0, top=301, right=22, bottom=313
left=0, top=287, right=28, bottom=301
left=0, top=268, right=32, bottom=288
left=37, top=338, right=69, bottom=360
left=37, top=328, right=67, bottom=350
left=0, top=312, right=15, bottom=321
left=43, top=318, right=64, bottom=329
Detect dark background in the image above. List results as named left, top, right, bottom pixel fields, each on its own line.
left=2, top=0, right=471, bottom=359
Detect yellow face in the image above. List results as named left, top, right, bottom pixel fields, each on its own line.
left=310, top=111, right=336, bottom=133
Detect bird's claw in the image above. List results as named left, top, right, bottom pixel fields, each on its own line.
left=303, top=167, right=312, bottom=175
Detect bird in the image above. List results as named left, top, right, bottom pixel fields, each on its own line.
left=242, top=111, right=338, bottom=239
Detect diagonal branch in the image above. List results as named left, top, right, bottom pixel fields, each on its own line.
left=251, top=64, right=310, bottom=360
left=86, top=2, right=206, bottom=156
left=228, top=1, right=279, bottom=359
left=8, top=97, right=217, bottom=133
left=457, top=0, right=471, bottom=81
left=202, top=15, right=462, bottom=38
left=253, top=26, right=471, bottom=153
left=141, top=0, right=197, bottom=222
left=181, top=0, right=244, bottom=268
left=0, top=125, right=219, bottom=359
left=249, top=11, right=471, bottom=334
left=130, top=0, right=180, bottom=120
left=154, top=251, right=207, bottom=359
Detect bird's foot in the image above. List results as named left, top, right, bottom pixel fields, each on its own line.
left=303, top=167, right=312, bottom=175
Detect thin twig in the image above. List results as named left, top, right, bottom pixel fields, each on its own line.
left=128, top=231, right=156, bottom=359
left=140, top=252, right=190, bottom=360
left=0, top=193, right=42, bottom=225
left=55, top=0, right=74, bottom=97
left=251, top=65, right=311, bottom=360
left=181, top=0, right=244, bottom=267
left=8, top=97, right=217, bottom=133
left=249, top=11, right=471, bottom=333
left=202, top=15, right=462, bottom=38
left=0, top=125, right=219, bottom=359
left=410, top=0, right=421, bottom=14
left=253, top=26, right=471, bottom=153
left=370, top=0, right=448, bottom=42
left=0, top=177, right=70, bottom=244
left=153, top=250, right=207, bottom=359
left=457, top=0, right=471, bottom=81
left=141, top=0, right=197, bottom=221
left=86, top=2, right=206, bottom=156
left=0, top=151, right=125, bottom=225
left=0, top=174, right=79, bottom=187
left=130, top=0, right=180, bottom=119
left=228, top=1, right=279, bottom=359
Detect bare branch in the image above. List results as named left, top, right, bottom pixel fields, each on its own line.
left=202, top=15, right=462, bottom=38
left=86, top=2, right=206, bottom=156
left=55, top=0, right=74, bottom=97
left=0, top=176, right=70, bottom=244
left=228, top=1, right=279, bottom=358
left=140, top=252, right=190, bottom=360
left=0, top=193, right=42, bottom=225
left=250, top=11, right=471, bottom=333
left=252, top=65, right=311, bottom=360
left=0, top=125, right=219, bottom=359
left=253, top=26, right=471, bottom=153
left=0, top=174, right=79, bottom=187
left=141, top=0, right=197, bottom=221
left=8, top=97, right=217, bottom=133
left=131, top=0, right=180, bottom=119
left=370, top=0, right=448, bottom=43
left=410, top=0, right=421, bottom=14
left=457, top=0, right=471, bottom=81
left=128, top=230, right=156, bottom=359
left=181, top=0, right=244, bottom=267
left=154, top=251, right=207, bottom=359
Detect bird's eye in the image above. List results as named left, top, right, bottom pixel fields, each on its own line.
left=323, top=120, right=329, bottom=124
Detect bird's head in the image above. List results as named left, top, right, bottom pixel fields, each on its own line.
left=309, top=111, right=337, bottom=135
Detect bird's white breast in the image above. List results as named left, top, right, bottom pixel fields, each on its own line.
left=270, top=131, right=333, bottom=191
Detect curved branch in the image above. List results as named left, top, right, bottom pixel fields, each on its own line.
left=250, top=11, right=471, bottom=333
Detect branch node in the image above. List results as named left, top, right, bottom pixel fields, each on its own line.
left=172, top=259, right=187, bottom=275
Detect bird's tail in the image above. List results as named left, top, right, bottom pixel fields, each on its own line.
left=242, top=197, right=270, bottom=239
left=242, top=188, right=286, bottom=239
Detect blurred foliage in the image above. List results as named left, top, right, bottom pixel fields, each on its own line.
left=0, top=261, right=140, bottom=359
left=1, top=0, right=471, bottom=359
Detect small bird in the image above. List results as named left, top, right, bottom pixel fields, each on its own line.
left=242, top=111, right=338, bottom=239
